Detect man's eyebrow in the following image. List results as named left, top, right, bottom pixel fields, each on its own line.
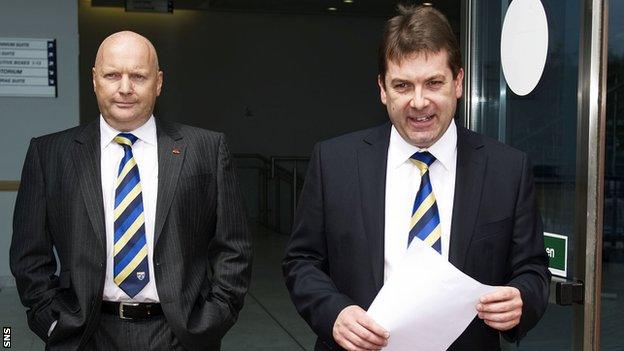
left=98, top=65, right=118, bottom=71
left=389, top=78, right=408, bottom=83
left=98, top=66, right=150, bottom=73
left=388, top=73, right=447, bottom=83
left=425, top=74, right=446, bottom=81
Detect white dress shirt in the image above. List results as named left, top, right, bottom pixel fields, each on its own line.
left=383, top=121, right=457, bottom=282
left=100, top=116, right=160, bottom=302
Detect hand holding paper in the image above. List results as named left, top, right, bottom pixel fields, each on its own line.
left=477, top=286, right=523, bottom=331
left=333, top=305, right=389, bottom=351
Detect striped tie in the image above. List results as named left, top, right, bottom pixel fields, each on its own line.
left=408, top=151, right=441, bottom=253
left=112, top=133, right=149, bottom=298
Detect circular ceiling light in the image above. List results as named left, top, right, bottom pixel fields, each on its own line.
left=500, top=0, right=549, bottom=96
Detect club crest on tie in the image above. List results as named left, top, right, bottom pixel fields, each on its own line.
left=136, top=271, right=146, bottom=281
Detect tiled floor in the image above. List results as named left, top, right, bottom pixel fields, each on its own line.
left=0, top=224, right=315, bottom=351
left=222, top=225, right=315, bottom=350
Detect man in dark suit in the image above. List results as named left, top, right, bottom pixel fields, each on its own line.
left=10, top=31, right=252, bottom=350
left=283, top=5, right=550, bottom=351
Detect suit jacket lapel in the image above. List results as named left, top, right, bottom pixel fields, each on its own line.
left=449, top=127, right=487, bottom=270
left=154, top=119, right=185, bottom=246
left=357, top=124, right=391, bottom=292
left=73, top=122, right=107, bottom=252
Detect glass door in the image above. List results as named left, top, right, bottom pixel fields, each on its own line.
left=462, top=0, right=607, bottom=349
left=601, top=1, right=624, bottom=349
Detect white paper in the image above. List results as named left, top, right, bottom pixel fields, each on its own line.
left=367, top=238, right=495, bottom=351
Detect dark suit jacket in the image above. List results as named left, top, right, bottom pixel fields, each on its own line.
left=10, top=119, right=252, bottom=351
left=283, top=123, right=550, bottom=351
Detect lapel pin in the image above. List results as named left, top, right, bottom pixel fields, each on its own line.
left=172, top=148, right=181, bottom=155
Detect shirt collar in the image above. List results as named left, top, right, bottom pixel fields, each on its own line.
left=100, top=115, right=157, bottom=150
left=388, top=120, right=457, bottom=171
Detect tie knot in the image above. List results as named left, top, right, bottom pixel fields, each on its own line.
left=113, top=133, right=138, bottom=147
left=410, top=151, right=436, bottom=167
left=410, top=151, right=436, bottom=171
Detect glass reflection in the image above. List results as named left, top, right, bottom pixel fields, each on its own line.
left=601, top=0, right=624, bottom=349
left=470, top=0, right=579, bottom=349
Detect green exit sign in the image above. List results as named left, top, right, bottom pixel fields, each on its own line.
left=544, top=232, right=567, bottom=277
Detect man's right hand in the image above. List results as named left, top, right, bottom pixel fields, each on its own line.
left=332, top=305, right=389, bottom=351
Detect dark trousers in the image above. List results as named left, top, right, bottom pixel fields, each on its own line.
left=84, top=313, right=185, bottom=351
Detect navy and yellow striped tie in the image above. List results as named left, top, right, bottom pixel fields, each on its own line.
left=408, top=151, right=441, bottom=253
left=113, top=133, right=149, bottom=298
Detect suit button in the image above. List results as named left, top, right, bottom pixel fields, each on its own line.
left=155, top=261, right=160, bottom=266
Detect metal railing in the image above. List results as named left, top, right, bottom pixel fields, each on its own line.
left=234, top=153, right=309, bottom=234
left=271, top=156, right=310, bottom=225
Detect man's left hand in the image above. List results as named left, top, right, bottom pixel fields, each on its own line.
left=476, top=286, right=522, bottom=331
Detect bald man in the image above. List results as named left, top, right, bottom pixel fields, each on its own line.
left=10, top=31, right=252, bottom=351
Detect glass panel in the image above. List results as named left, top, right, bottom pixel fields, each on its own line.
left=600, top=0, right=624, bottom=348
left=470, top=0, right=580, bottom=349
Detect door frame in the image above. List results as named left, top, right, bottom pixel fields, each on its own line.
left=575, top=0, right=608, bottom=349
left=460, top=0, right=608, bottom=349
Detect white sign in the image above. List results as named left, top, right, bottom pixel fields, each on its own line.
left=500, top=0, right=549, bottom=96
left=0, top=38, right=57, bottom=97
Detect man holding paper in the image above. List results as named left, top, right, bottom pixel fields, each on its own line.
left=282, top=4, right=550, bottom=351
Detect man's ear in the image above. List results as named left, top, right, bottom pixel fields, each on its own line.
left=92, top=67, right=97, bottom=92
left=156, top=71, right=163, bottom=96
left=378, top=75, right=388, bottom=105
left=454, top=68, right=464, bottom=99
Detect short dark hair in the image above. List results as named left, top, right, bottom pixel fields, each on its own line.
left=378, top=4, right=462, bottom=84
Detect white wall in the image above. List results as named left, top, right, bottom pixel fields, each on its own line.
left=0, top=0, right=79, bottom=287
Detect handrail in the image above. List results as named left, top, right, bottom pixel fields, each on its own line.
left=233, top=153, right=270, bottom=163
left=0, top=180, right=19, bottom=191
left=234, top=153, right=304, bottom=184
left=269, top=156, right=310, bottom=178
left=233, top=153, right=310, bottom=234
left=270, top=156, right=310, bottom=224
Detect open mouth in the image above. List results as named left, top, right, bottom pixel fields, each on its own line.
left=409, top=114, right=435, bottom=123
left=413, top=114, right=434, bottom=122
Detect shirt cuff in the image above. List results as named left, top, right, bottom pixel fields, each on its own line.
left=47, top=320, right=58, bottom=337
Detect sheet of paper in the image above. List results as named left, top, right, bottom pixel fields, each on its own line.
left=367, top=238, right=496, bottom=351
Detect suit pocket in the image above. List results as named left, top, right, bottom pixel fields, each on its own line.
left=54, top=291, right=80, bottom=314
left=54, top=271, right=80, bottom=314
left=200, top=277, right=213, bottom=301
left=58, top=270, right=71, bottom=289
left=473, top=217, right=512, bottom=242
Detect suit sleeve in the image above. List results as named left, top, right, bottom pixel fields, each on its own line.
left=204, top=133, right=253, bottom=335
left=282, top=143, right=355, bottom=350
left=504, top=154, right=551, bottom=343
left=10, top=138, right=60, bottom=341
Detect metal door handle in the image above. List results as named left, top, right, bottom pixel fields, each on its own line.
left=555, top=280, right=584, bottom=305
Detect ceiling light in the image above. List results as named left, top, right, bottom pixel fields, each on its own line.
left=423, top=2, right=433, bottom=5
left=327, top=7, right=338, bottom=11
left=343, top=0, right=354, bottom=3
